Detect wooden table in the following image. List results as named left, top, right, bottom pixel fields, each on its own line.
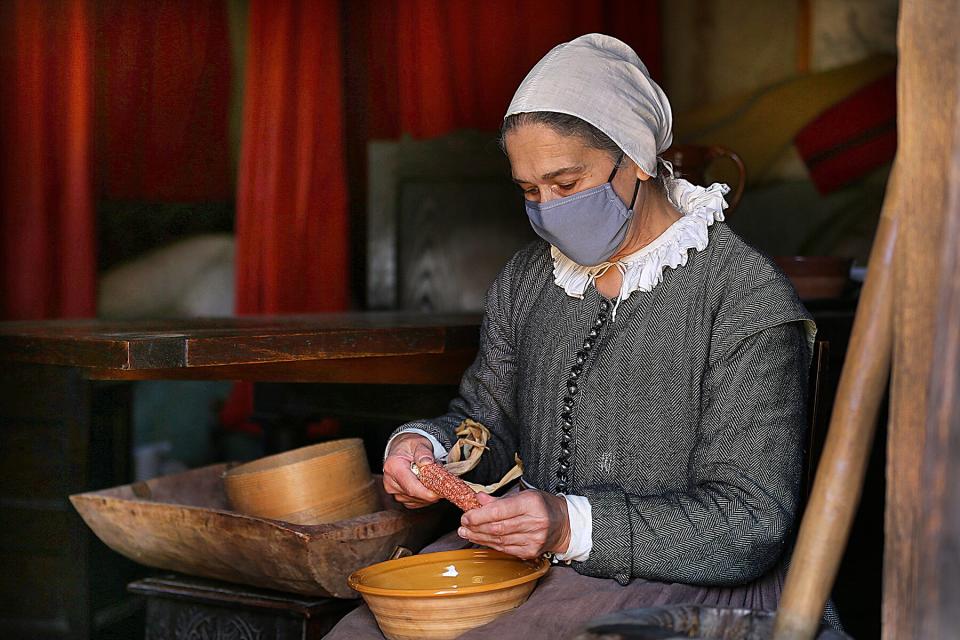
left=0, top=313, right=480, bottom=640
left=0, top=313, right=481, bottom=383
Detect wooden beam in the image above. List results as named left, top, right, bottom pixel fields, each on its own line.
left=885, top=1, right=960, bottom=638
left=916, top=45, right=960, bottom=637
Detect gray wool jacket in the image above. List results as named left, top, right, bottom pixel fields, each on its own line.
left=394, top=222, right=815, bottom=588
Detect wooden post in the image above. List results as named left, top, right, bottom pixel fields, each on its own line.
left=915, top=48, right=960, bottom=639
left=884, top=1, right=960, bottom=638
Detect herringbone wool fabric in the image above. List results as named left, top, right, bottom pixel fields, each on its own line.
left=394, top=222, right=814, bottom=587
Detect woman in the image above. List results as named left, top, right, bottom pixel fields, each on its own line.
left=328, top=33, right=817, bottom=638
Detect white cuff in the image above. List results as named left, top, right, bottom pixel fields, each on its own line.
left=553, top=494, right=592, bottom=562
left=384, top=429, right=448, bottom=463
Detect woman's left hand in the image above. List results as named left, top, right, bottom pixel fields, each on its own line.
left=458, top=490, right=571, bottom=560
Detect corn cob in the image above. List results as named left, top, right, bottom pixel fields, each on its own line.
left=412, top=461, right=482, bottom=511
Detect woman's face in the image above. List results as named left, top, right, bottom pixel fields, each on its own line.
left=504, top=123, right=650, bottom=206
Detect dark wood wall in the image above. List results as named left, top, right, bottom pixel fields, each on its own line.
left=0, top=365, right=144, bottom=638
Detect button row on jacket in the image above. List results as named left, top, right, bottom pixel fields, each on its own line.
left=556, top=298, right=611, bottom=494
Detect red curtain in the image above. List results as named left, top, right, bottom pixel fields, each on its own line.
left=0, top=0, right=97, bottom=320
left=0, top=0, right=231, bottom=320
left=363, top=0, right=662, bottom=139
left=235, top=0, right=350, bottom=314
left=96, top=0, right=232, bottom=202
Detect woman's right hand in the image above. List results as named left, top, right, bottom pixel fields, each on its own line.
left=383, top=433, right=442, bottom=509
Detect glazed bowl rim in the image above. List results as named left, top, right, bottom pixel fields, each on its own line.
left=348, top=548, right=550, bottom=597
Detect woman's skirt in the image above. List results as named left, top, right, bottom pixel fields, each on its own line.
left=325, top=529, right=786, bottom=640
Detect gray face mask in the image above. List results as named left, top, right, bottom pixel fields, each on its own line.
left=524, top=155, right=641, bottom=266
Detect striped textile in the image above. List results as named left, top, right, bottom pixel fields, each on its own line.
left=794, top=71, right=896, bottom=195
left=394, top=222, right=815, bottom=587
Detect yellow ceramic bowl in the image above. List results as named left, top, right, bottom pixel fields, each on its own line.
left=348, top=549, right=550, bottom=640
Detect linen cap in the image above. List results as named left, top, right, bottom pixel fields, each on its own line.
left=505, top=33, right=672, bottom=177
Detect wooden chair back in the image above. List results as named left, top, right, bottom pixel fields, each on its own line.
left=367, top=131, right=535, bottom=312
left=804, top=339, right=833, bottom=502
left=366, top=135, right=748, bottom=312
left=661, top=144, right=746, bottom=213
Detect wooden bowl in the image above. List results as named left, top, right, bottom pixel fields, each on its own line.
left=773, top=255, right=853, bottom=300
left=223, top=438, right=380, bottom=525
left=70, top=464, right=443, bottom=598
left=349, top=549, right=550, bottom=640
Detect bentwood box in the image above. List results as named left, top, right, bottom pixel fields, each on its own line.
left=222, top=438, right=381, bottom=525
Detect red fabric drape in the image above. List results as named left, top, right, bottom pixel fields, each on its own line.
left=366, top=0, right=662, bottom=139
left=235, top=0, right=349, bottom=314
left=0, top=0, right=97, bottom=320
left=96, top=0, right=232, bottom=202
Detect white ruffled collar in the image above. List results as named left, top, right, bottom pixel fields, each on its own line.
left=551, top=178, right=730, bottom=319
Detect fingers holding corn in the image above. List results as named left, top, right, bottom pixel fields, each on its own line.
left=412, top=461, right=482, bottom=511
